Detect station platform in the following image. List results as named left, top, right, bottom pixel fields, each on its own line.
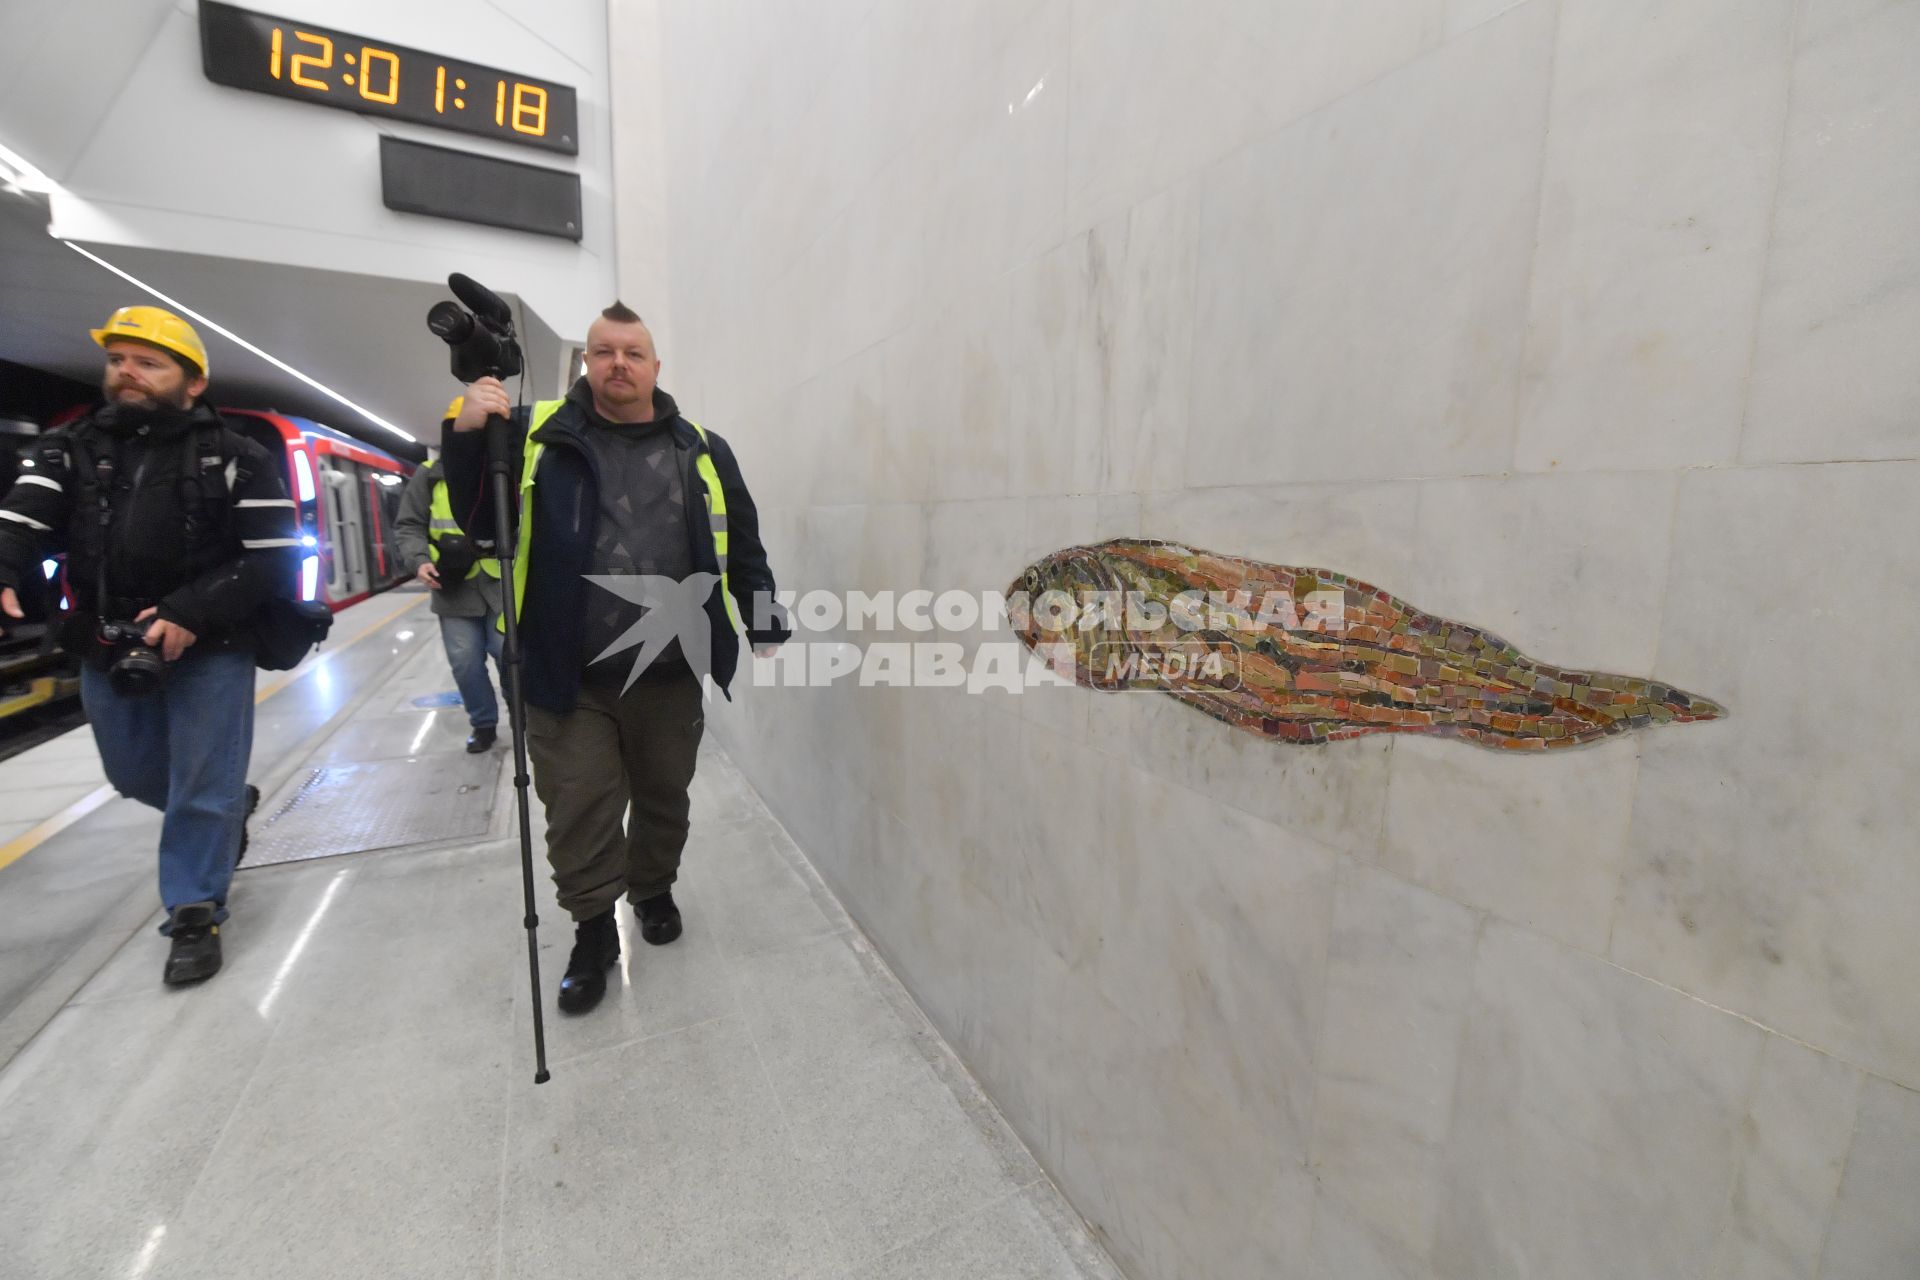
left=0, top=592, right=1117, bottom=1280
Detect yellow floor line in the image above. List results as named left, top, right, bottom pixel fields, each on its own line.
left=0, top=593, right=427, bottom=874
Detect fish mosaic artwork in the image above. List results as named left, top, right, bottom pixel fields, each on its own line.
left=1009, top=539, right=1726, bottom=751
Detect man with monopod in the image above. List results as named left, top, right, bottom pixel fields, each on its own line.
left=434, top=287, right=787, bottom=1033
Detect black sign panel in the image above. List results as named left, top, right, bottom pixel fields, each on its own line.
left=380, top=137, right=583, bottom=241
left=199, top=1, right=579, bottom=155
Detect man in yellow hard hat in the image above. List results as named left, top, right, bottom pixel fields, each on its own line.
left=0, top=305, right=300, bottom=986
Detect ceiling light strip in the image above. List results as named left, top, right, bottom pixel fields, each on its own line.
left=62, top=240, right=418, bottom=444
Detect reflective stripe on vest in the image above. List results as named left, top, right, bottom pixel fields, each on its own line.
left=428, top=477, right=501, bottom=579
left=507, top=401, right=740, bottom=632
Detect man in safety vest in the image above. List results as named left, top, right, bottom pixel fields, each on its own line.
left=393, top=452, right=505, bottom=753
left=441, top=302, right=789, bottom=1015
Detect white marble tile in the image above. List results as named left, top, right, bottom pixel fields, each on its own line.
left=866, top=0, right=1005, bottom=172
left=848, top=1190, right=1107, bottom=1280
left=1308, top=862, right=1481, bottom=1273
left=1741, top=1, right=1920, bottom=465
left=1407, top=470, right=1680, bottom=674
left=1514, top=0, right=1794, bottom=473
left=1310, top=1191, right=1436, bottom=1280
left=1078, top=182, right=1203, bottom=495
left=1379, top=732, right=1640, bottom=954
left=1433, top=922, right=1764, bottom=1280
left=1187, top=3, right=1553, bottom=487
left=1005, top=233, right=1110, bottom=498
left=155, top=1025, right=508, bottom=1279
left=919, top=0, right=1069, bottom=306
left=1609, top=462, right=1920, bottom=1089
left=0, top=989, right=277, bottom=1280
left=1066, top=0, right=1451, bottom=235
left=1063, top=0, right=1290, bottom=236
left=1024, top=940, right=1319, bottom=1280
left=921, top=293, right=1017, bottom=504
left=1096, top=676, right=1397, bottom=860
left=1818, top=1076, right=1920, bottom=1279
left=1095, top=764, right=1338, bottom=1153
left=1797, top=0, right=1914, bottom=46
left=1143, top=478, right=1424, bottom=590
left=1710, top=1036, right=1862, bottom=1280
left=1445, top=0, right=1535, bottom=40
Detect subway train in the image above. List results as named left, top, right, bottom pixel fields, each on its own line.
left=220, top=410, right=415, bottom=608
left=0, top=409, right=414, bottom=737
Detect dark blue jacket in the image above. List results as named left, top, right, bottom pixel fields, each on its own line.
left=441, top=380, right=789, bottom=713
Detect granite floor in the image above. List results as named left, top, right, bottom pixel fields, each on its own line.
left=0, top=599, right=1118, bottom=1280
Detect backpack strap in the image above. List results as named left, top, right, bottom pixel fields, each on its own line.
left=177, top=421, right=245, bottom=560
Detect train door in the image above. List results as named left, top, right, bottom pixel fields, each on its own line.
left=320, top=460, right=370, bottom=601
left=364, top=471, right=405, bottom=587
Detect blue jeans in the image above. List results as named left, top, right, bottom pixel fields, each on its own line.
left=440, top=610, right=505, bottom=729
left=80, top=646, right=256, bottom=928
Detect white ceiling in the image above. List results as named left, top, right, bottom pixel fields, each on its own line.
left=0, top=188, right=562, bottom=459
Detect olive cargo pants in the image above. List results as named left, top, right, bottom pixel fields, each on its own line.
left=524, top=669, right=705, bottom=922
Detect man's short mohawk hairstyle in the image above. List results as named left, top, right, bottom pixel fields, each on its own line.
left=601, top=301, right=643, bottom=324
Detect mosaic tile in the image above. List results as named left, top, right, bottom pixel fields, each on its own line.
left=1009, top=539, right=1727, bottom=751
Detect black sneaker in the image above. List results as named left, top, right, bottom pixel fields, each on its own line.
left=636, top=890, right=682, bottom=946
left=557, top=909, right=620, bottom=1014
left=236, top=784, right=261, bottom=866
left=466, top=727, right=497, bottom=754
left=164, top=902, right=223, bottom=986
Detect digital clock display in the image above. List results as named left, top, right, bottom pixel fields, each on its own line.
left=198, top=1, right=579, bottom=156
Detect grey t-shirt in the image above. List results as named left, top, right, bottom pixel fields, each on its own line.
left=580, top=416, right=695, bottom=682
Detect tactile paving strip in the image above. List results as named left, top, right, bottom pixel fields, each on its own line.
left=241, top=752, right=502, bottom=868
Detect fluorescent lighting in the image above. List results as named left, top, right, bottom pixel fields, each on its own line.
left=42, top=558, right=58, bottom=579
left=300, top=554, right=319, bottom=601
left=63, top=241, right=418, bottom=444
left=0, top=140, right=55, bottom=194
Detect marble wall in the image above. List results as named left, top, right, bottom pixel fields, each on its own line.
left=612, top=0, right=1920, bottom=1275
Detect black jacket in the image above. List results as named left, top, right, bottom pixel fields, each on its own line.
left=0, top=401, right=300, bottom=662
left=441, top=380, right=789, bottom=713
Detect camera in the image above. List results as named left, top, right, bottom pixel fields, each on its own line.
left=427, top=273, right=524, bottom=383
left=97, top=618, right=167, bottom=697
left=431, top=532, right=478, bottom=581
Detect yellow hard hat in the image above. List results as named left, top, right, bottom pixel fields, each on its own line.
left=90, top=305, right=210, bottom=377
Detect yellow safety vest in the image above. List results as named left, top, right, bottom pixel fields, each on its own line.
left=506, top=399, right=739, bottom=632
left=428, top=477, right=501, bottom=579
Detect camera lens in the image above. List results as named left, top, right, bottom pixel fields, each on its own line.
left=427, top=302, right=475, bottom=343
left=109, top=645, right=167, bottom=698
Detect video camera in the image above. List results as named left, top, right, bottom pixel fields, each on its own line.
left=427, top=273, right=524, bottom=383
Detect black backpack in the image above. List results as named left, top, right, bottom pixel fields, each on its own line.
left=178, top=424, right=333, bottom=671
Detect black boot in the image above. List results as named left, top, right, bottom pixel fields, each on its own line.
left=164, top=902, right=223, bottom=986
left=557, top=909, right=620, bottom=1014
left=466, top=726, right=497, bottom=754
left=636, top=890, right=682, bottom=946
left=236, top=784, right=261, bottom=866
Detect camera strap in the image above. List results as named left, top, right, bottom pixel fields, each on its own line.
left=63, top=431, right=117, bottom=621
